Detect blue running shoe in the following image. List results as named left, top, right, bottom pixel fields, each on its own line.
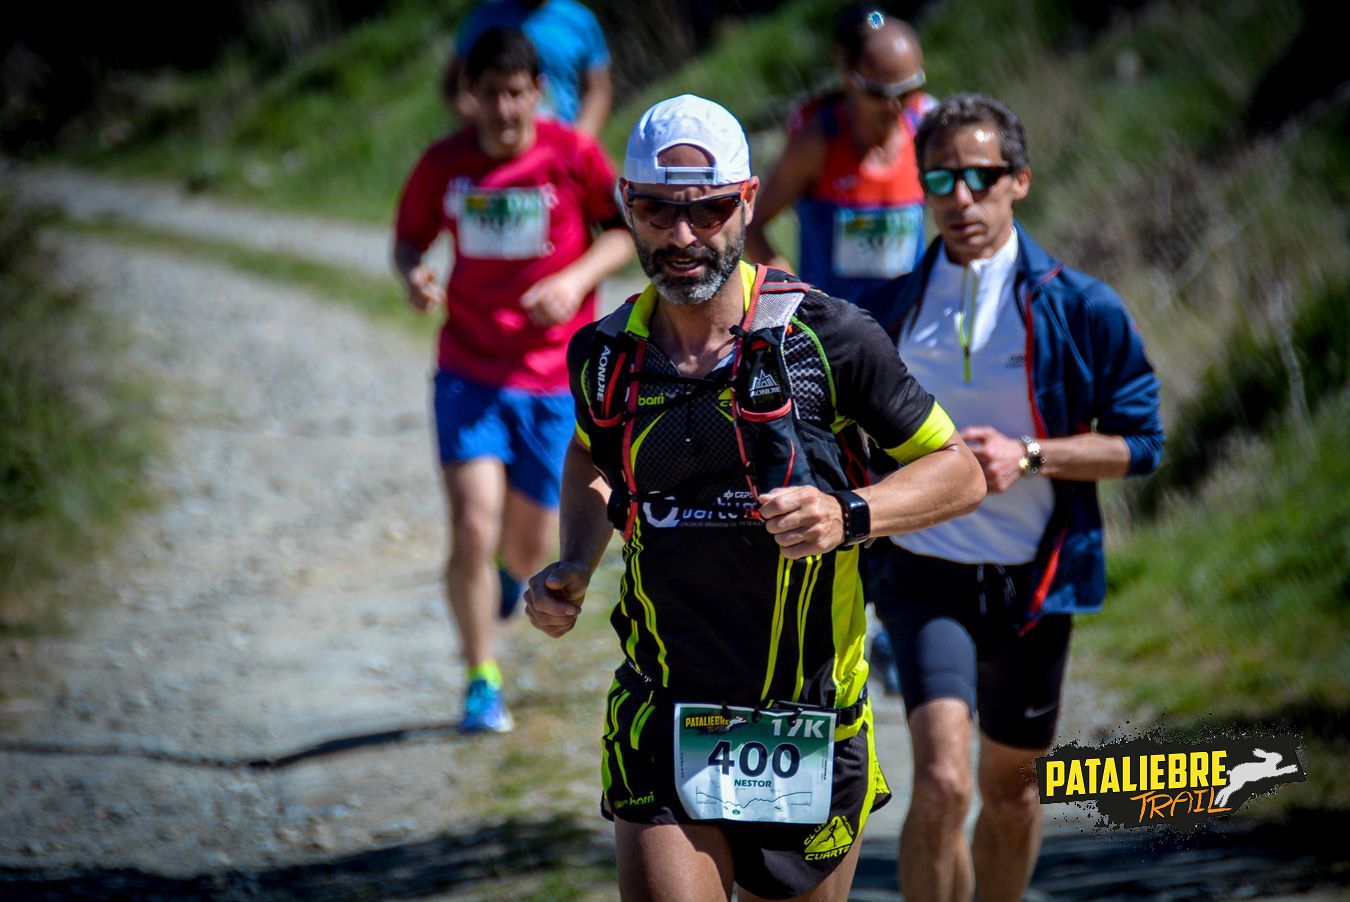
left=461, top=678, right=514, bottom=733
left=499, top=566, right=523, bottom=620
left=870, top=629, right=903, bottom=697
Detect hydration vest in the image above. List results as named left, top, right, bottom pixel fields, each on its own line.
left=582, top=266, right=870, bottom=538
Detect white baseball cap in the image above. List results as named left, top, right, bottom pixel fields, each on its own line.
left=623, top=94, right=752, bottom=186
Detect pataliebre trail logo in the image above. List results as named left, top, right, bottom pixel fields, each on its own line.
left=1035, top=732, right=1305, bottom=829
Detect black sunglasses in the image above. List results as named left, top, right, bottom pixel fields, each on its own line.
left=624, top=185, right=748, bottom=230
left=920, top=166, right=1015, bottom=196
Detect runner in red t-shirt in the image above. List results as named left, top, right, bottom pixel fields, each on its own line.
left=393, top=27, right=633, bottom=733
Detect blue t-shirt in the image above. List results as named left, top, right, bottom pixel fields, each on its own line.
left=455, top=0, right=610, bottom=125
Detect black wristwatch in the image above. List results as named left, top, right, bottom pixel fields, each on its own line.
left=832, top=490, right=871, bottom=546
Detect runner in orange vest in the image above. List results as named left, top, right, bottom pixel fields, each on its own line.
left=745, top=6, right=935, bottom=302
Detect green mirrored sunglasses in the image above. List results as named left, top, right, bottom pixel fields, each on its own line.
left=920, top=165, right=1015, bottom=196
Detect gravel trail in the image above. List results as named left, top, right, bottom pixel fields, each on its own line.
left=0, top=234, right=471, bottom=875
left=16, top=164, right=394, bottom=277
left=0, top=169, right=623, bottom=895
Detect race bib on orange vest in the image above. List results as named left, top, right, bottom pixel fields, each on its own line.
left=832, top=205, right=923, bottom=279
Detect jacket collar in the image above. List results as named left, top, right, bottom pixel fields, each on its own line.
left=889, top=221, right=1064, bottom=334
left=1009, top=222, right=1064, bottom=289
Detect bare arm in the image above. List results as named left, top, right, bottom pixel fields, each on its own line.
left=393, top=238, right=445, bottom=313
left=744, top=126, right=827, bottom=273
left=524, top=438, right=614, bottom=637
left=960, top=426, right=1130, bottom=494
left=574, top=65, right=613, bottom=137
left=1038, top=434, right=1130, bottom=480
left=519, top=226, right=635, bottom=326
left=866, top=437, right=987, bottom=534
left=760, top=436, right=985, bottom=559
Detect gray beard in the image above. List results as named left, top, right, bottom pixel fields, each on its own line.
left=638, top=231, right=745, bottom=307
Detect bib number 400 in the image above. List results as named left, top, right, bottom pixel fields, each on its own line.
left=706, top=718, right=826, bottom=777
left=708, top=740, right=800, bottom=778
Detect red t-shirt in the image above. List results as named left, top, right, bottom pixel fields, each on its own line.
left=394, top=120, right=619, bottom=391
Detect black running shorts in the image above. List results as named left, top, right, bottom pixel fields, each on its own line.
left=598, top=670, right=891, bottom=900
left=870, top=543, right=1073, bottom=750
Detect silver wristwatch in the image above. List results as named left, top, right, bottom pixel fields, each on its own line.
left=1019, top=436, right=1045, bottom=476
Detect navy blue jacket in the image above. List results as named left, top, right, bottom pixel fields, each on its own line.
left=858, top=223, right=1164, bottom=618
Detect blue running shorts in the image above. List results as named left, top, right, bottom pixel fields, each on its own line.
left=433, top=370, right=573, bottom=508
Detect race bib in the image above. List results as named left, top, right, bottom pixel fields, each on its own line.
left=674, top=703, right=835, bottom=824
left=453, top=184, right=551, bottom=259
left=832, top=205, right=923, bottom=279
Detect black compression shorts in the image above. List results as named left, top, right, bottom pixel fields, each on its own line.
left=870, top=543, right=1073, bottom=750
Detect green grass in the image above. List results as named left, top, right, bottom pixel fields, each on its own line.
left=0, top=198, right=158, bottom=631
left=59, top=215, right=434, bottom=337
left=599, top=0, right=840, bottom=155
left=48, top=0, right=1114, bottom=223
left=1138, top=278, right=1349, bottom=511
left=1092, top=397, right=1350, bottom=717
left=1080, top=388, right=1350, bottom=809
left=63, top=0, right=472, bottom=222
left=61, top=0, right=1310, bottom=245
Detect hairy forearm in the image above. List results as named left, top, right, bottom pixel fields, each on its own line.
left=862, top=441, right=986, bottom=536
left=1037, top=433, right=1130, bottom=481
left=559, top=440, right=614, bottom=572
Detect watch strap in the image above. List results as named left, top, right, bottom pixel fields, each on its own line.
left=832, top=489, right=870, bottom=546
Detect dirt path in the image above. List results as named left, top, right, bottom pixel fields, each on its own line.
left=0, top=169, right=623, bottom=898
left=1, top=233, right=471, bottom=869
left=3, top=169, right=1338, bottom=900
left=17, top=164, right=395, bottom=277
left=12, top=163, right=635, bottom=311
